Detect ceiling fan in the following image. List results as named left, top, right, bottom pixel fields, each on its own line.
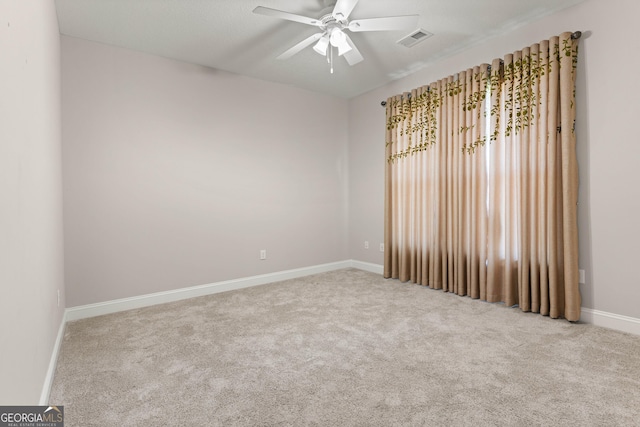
left=253, top=0, right=419, bottom=72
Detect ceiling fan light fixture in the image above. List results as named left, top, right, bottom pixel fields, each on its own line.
left=313, top=34, right=330, bottom=55
left=328, top=28, right=352, bottom=56
left=337, top=40, right=352, bottom=56
left=329, top=28, right=345, bottom=47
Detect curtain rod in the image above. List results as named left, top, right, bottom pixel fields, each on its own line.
left=380, top=31, right=582, bottom=107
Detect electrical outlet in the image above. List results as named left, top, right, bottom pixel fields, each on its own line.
left=379, top=243, right=385, bottom=252
left=260, top=249, right=267, bottom=260
left=579, top=269, right=585, bottom=284
left=364, top=241, right=369, bottom=249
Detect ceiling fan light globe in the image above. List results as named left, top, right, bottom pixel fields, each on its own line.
left=313, top=36, right=329, bottom=55
left=338, top=42, right=352, bottom=56
left=329, top=28, right=346, bottom=47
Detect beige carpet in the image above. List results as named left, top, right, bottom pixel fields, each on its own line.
left=50, top=268, right=640, bottom=426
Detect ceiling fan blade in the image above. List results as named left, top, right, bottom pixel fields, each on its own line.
left=332, top=0, right=359, bottom=20
left=253, top=6, right=321, bottom=27
left=342, top=34, right=364, bottom=66
left=277, top=33, right=324, bottom=60
left=348, top=15, right=419, bottom=32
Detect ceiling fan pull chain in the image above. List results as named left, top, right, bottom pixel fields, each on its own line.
left=330, top=46, right=334, bottom=74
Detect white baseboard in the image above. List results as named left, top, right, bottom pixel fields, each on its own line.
left=580, top=308, right=640, bottom=336
left=40, top=311, right=66, bottom=405
left=65, top=260, right=640, bottom=336
left=66, top=260, right=354, bottom=322
left=350, top=260, right=384, bottom=274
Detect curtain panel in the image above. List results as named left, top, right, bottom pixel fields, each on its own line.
left=384, top=32, right=580, bottom=321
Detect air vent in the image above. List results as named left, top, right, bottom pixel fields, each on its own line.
left=397, top=29, right=433, bottom=48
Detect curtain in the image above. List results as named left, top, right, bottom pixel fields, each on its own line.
left=384, top=32, right=580, bottom=321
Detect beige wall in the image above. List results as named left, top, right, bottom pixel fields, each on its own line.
left=61, top=36, right=349, bottom=307
left=348, top=0, right=640, bottom=319
left=0, top=1, right=65, bottom=404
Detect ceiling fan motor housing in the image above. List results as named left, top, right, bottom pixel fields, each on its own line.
left=319, top=12, right=348, bottom=32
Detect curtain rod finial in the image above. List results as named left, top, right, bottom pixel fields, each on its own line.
left=381, top=101, right=387, bottom=107
left=572, top=31, right=582, bottom=40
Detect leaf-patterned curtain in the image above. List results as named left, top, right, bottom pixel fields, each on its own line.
left=384, top=32, right=580, bottom=321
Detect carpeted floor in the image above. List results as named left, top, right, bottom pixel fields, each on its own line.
left=50, top=268, right=640, bottom=426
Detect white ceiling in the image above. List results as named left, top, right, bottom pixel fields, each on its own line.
left=54, top=0, right=587, bottom=99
